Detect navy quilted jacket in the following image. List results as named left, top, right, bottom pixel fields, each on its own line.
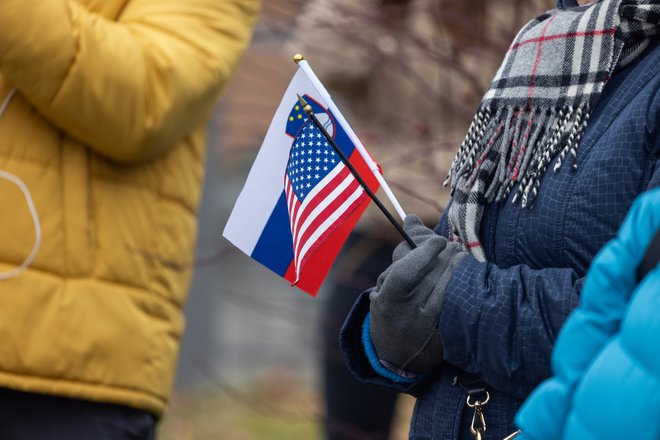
left=340, top=42, right=660, bottom=439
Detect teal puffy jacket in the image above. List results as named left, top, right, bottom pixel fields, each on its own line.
left=515, top=187, right=660, bottom=440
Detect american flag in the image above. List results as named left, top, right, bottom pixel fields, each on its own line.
left=284, top=119, right=369, bottom=283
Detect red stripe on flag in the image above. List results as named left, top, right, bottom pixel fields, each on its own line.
left=350, top=148, right=380, bottom=192
left=290, top=168, right=364, bottom=275
left=290, top=167, right=353, bottom=247
left=291, top=167, right=354, bottom=246
left=294, top=181, right=365, bottom=273
left=283, top=195, right=372, bottom=296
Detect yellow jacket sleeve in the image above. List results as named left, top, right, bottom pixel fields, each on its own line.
left=0, top=0, right=259, bottom=163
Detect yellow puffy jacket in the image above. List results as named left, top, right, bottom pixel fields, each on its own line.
left=0, top=0, right=258, bottom=416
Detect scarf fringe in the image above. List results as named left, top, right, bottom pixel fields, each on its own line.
left=447, top=103, right=590, bottom=209
left=444, top=0, right=659, bottom=259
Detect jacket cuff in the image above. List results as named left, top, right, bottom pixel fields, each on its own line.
left=339, top=290, right=429, bottom=396
left=362, top=314, right=418, bottom=384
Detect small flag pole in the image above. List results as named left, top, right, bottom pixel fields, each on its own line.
left=293, top=53, right=407, bottom=222
left=297, top=94, right=417, bottom=249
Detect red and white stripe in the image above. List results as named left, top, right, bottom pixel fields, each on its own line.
left=284, top=163, right=365, bottom=282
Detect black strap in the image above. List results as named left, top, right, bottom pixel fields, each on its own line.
left=637, top=227, right=660, bottom=282
left=458, top=373, right=488, bottom=401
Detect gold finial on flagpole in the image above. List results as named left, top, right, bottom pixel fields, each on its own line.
left=293, top=53, right=304, bottom=64
left=296, top=94, right=313, bottom=115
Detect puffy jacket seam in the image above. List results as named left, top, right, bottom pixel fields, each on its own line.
left=0, top=153, right=53, bottom=167
left=619, top=334, right=660, bottom=386
left=47, top=2, right=82, bottom=107
left=3, top=265, right=182, bottom=310
left=93, top=175, right=196, bottom=214
left=56, top=152, right=68, bottom=279
left=147, top=197, right=164, bottom=303
left=94, top=276, right=183, bottom=309
left=0, top=368, right=166, bottom=403
left=153, top=191, right=196, bottom=215
left=113, top=0, right=131, bottom=20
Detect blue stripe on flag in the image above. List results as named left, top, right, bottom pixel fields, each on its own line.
left=333, top=117, right=355, bottom=158
left=251, top=192, right=294, bottom=276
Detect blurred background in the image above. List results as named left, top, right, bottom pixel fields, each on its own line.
left=159, top=0, right=554, bottom=439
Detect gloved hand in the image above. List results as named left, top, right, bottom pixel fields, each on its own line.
left=369, top=214, right=468, bottom=373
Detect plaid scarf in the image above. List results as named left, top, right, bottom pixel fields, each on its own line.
left=445, top=0, right=660, bottom=261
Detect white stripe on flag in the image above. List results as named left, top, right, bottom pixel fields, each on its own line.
left=290, top=163, right=344, bottom=244
left=293, top=169, right=354, bottom=253
left=294, top=185, right=364, bottom=279
left=285, top=175, right=298, bottom=236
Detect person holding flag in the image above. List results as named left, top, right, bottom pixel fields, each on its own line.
left=287, top=1, right=557, bottom=438
left=339, top=0, right=660, bottom=438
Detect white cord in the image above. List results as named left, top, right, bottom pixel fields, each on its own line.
left=0, top=87, right=17, bottom=116
left=0, top=170, right=42, bottom=280
left=0, top=87, right=42, bottom=281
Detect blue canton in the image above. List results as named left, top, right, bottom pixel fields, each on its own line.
left=286, top=121, right=339, bottom=201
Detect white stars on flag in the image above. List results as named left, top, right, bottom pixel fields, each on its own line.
left=286, top=122, right=340, bottom=200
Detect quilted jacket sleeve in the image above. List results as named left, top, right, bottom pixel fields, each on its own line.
left=439, top=254, right=584, bottom=400
left=0, top=0, right=259, bottom=163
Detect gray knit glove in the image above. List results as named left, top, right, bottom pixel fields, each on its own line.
left=369, top=214, right=467, bottom=373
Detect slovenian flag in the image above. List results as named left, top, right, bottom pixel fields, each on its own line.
left=223, top=64, right=381, bottom=296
